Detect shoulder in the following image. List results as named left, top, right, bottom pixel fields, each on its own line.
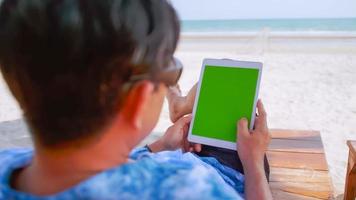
left=0, top=148, right=32, bottom=163
left=0, top=148, right=33, bottom=199
left=0, top=148, right=33, bottom=174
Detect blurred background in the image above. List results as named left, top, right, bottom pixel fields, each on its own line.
left=0, top=0, right=355, bottom=198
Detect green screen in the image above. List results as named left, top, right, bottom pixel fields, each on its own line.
left=192, top=65, right=259, bottom=142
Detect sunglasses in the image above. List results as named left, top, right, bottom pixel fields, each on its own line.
left=129, top=57, right=183, bottom=87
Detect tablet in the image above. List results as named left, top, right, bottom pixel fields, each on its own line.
left=188, top=58, right=262, bottom=150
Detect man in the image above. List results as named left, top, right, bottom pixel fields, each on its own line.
left=0, top=0, right=272, bottom=199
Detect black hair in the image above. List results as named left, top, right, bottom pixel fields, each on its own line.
left=0, top=0, right=180, bottom=147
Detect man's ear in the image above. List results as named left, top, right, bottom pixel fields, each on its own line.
left=120, top=80, right=155, bottom=130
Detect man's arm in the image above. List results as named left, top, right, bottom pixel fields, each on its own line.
left=244, top=160, right=272, bottom=200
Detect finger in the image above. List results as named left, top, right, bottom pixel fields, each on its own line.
left=257, top=99, right=267, bottom=119
left=187, top=143, right=200, bottom=152
left=178, top=116, right=192, bottom=140
left=182, top=123, right=189, bottom=138
left=193, top=143, right=202, bottom=152
left=237, top=118, right=249, bottom=138
left=255, top=100, right=268, bottom=131
left=176, top=114, right=193, bottom=127
left=183, top=137, right=190, bottom=152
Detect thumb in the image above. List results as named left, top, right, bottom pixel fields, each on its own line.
left=176, top=114, right=192, bottom=127
left=237, top=118, right=249, bottom=137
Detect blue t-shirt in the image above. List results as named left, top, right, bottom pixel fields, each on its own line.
left=0, top=147, right=245, bottom=200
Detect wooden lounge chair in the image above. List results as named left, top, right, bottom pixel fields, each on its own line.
left=268, top=129, right=333, bottom=200
left=344, top=140, right=356, bottom=200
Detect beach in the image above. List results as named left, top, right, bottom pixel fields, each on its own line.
left=0, top=31, right=355, bottom=198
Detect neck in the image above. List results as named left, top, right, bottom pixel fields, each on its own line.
left=13, top=119, right=140, bottom=195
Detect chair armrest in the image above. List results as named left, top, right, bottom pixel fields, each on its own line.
left=344, top=140, right=356, bottom=200
left=347, top=141, right=356, bottom=159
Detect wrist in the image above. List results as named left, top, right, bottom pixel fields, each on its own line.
left=147, top=138, right=166, bottom=153
left=241, top=157, right=265, bottom=173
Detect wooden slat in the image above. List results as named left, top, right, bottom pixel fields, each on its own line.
left=269, top=138, right=324, bottom=154
left=267, top=151, right=328, bottom=171
left=270, top=182, right=331, bottom=199
left=270, top=167, right=331, bottom=183
left=271, top=190, right=321, bottom=200
left=270, top=129, right=321, bottom=141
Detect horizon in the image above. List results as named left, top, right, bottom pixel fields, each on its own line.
left=171, top=0, right=356, bottom=20
left=179, top=18, right=356, bottom=32
left=180, top=17, right=356, bottom=21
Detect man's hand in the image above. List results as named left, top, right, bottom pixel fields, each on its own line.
left=237, top=99, right=273, bottom=200
left=237, top=99, right=270, bottom=169
left=148, top=115, right=202, bottom=153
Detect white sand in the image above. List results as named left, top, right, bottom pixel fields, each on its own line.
left=0, top=31, right=355, bottom=198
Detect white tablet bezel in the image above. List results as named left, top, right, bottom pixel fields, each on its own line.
left=187, top=58, right=263, bottom=151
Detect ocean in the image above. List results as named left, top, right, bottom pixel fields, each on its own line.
left=181, top=18, right=356, bottom=32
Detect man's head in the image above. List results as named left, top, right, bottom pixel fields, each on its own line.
left=0, top=0, right=180, bottom=147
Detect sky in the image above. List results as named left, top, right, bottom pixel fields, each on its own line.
left=170, top=0, right=356, bottom=20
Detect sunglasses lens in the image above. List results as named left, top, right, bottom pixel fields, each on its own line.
left=129, top=57, right=183, bottom=86
left=155, top=67, right=182, bottom=86
left=164, top=58, right=183, bottom=86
